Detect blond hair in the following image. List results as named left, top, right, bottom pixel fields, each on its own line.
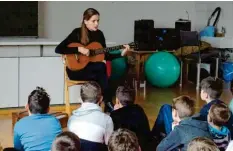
left=172, top=95, right=195, bottom=119
left=187, top=137, right=219, bottom=151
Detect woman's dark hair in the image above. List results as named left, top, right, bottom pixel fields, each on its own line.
left=28, top=87, right=50, bottom=114
left=81, top=8, right=99, bottom=45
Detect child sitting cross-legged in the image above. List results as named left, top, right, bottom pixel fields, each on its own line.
left=156, top=95, right=212, bottom=151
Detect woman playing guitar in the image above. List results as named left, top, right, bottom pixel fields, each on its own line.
left=55, top=8, right=130, bottom=112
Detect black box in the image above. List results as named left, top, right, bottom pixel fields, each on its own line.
left=134, top=20, right=155, bottom=50
left=154, top=28, right=180, bottom=50
left=175, top=19, right=191, bottom=31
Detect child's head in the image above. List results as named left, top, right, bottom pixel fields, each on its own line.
left=200, top=77, right=223, bottom=102
left=115, top=85, right=135, bottom=109
left=108, top=128, right=140, bottom=151
left=172, top=95, right=195, bottom=122
left=80, top=81, right=102, bottom=104
left=207, top=103, right=231, bottom=128
left=27, top=87, right=50, bottom=114
left=187, top=137, right=220, bottom=151
left=51, top=131, right=81, bottom=151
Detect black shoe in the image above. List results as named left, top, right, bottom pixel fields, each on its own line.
left=104, top=102, right=114, bottom=113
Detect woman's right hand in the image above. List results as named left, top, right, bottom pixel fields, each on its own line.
left=78, top=47, right=90, bottom=56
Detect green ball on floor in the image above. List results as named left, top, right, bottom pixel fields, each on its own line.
left=109, top=50, right=127, bottom=80
left=145, top=51, right=180, bottom=88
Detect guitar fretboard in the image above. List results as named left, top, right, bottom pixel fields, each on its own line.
left=90, top=45, right=125, bottom=56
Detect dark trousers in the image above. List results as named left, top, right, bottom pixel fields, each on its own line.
left=80, top=139, right=108, bottom=151
left=66, top=62, right=112, bottom=104
left=151, top=104, right=173, bottom=142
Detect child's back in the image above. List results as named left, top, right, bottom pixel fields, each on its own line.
left=157, top=116, right=212, bottom=151
left=199, top=77, right=233, bottom=138
left=207, top=103, right=231, bottom=151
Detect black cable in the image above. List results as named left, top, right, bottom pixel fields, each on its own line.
left=207, top=7, right=221, bottom=27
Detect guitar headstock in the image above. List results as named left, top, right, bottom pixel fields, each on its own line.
left=128, top=42, right=139, bottom=50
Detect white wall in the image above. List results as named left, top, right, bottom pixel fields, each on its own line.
left=195, top=1, right=233, bottom=36
left=38, top=1, right=233, bottom=44
left=39, top=1, right=196, bottom=44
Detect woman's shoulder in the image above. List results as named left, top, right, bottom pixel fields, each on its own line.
left=97, top=29, right=104, bottom=35
left=72, top=27, right=81, bottom=33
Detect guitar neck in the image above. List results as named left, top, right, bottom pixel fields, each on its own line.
left=91, top=45, right=125, bottom=56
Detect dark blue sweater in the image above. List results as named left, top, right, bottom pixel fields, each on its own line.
left=200, top=99, right=223, bottom=119
left=110, top=104, right=151, bottom=151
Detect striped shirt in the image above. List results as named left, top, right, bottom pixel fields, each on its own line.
left=209, top=125, right=231, bottom=151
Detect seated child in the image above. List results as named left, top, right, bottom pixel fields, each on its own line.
left=152, top=95, right=195, bottom=141
left=207, top=103, right=231, bottom=151
left=110, top=85, right=151, bottom=151
left=67, top=81, right=113, bottom=151
left=198, top=76, right=233, bottom=138
left=108, top=128, right=141, bottom=151
left=13, top=87, right=62, bottom=151
left=156, top=95, right=212, bottom=151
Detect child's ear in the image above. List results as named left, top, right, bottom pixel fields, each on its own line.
left=97, top=96, right=103, bottom=105
left=116, top=98, right=119, bottom=104
left=138, top=146, right=142, bottom=151
left=207, top=114, right=212, bottom=123
left=175, top=110, right=179, bottom=118
left=25, top=104, right=31, bottom=115
left=204, top=92, right=209, bottom=99
left=25, top=104, right=29, bottom=111
left=47, top=107, right=50, bottom=113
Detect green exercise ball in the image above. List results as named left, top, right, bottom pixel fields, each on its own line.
left=109, top=50, right=127, bottom=80
left=144, top=51, right=180, bottom=88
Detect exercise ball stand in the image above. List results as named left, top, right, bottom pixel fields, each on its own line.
left=133, top=79, right=146, bottom=100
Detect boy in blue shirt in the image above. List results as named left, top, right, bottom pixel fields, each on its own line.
left=13, top=87, right=62, bottom=151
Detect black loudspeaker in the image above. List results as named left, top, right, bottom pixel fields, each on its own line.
left=154, top=28, right=180, bottom=50
left=175, top=19, right=191, bottom=31
left=134, top=20, right=155, bottom=50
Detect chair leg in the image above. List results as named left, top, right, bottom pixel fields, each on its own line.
left=143, top=81, right=146, bottom=99
left=64, top=82, right=71, bottom=116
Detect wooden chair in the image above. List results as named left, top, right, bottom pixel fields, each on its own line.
left=62, top=54, right=113, bottom=115
left=179, top=31, right=220, bottom=90
left=62, top=55, right=89, bottom=116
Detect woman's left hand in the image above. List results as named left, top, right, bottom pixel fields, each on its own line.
left=121, top=44, right=130, bottom=56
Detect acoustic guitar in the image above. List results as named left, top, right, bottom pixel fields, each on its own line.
left=63, top=41, right=137, bottom=71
